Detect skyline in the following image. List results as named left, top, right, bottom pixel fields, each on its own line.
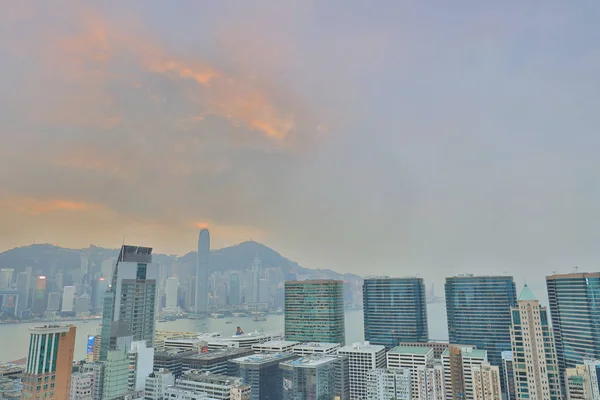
left=2, top=1, right=600, bottom=282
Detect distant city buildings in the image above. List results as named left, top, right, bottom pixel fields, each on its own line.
left=510, top=285, right=561, bottom=400
left=284, top=280, right=345, bottom=344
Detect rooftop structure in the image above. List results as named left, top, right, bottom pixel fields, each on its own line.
left=292, top=342, right=342, bottom=355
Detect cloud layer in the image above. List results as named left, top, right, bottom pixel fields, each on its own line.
left=2, top=1, right=600, bottom=287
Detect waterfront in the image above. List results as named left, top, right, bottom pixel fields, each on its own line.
left=0, top=303, right=447, bottom=362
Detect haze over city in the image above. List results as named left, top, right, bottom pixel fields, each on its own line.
left=2, top=1, right=600, bottom=284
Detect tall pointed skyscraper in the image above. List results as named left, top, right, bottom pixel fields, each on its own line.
left=195, top=229, right=210, bottom=314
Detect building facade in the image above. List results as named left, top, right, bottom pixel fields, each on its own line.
left=145, top=369, right=175, bottom=400
left=280, top=356, right=348, bottom=400
left=386, top=346, right=434, bottom=399
left=441, top=346, right=488, bottom=400
left=366, top=368, right=412, bottom=400
left=100, top=245, right=157, bottom=361
left=337, top=342, right=386, bottom=400
left=22, top=325, right=76, bottom=400
left=285, top=280, right=345, bottom=344
left=363, top=277, right=428, bottom=349
left=565, top=359, right=600, bottom=400
left=501, top=351, right=516, bottom=400
left=546, top=273, right=600, bottom=389
left=445, top=274, right=516, bottom=393
left=510, top=285, right=561, bottom=400
left=69, top=372, right=94, bottom=400
left=471, top=363, right=502, bottom=400
left=229, top=353, right=297, bottom=400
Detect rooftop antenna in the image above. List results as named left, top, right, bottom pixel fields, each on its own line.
left=573, top=266, right=579, bottom=273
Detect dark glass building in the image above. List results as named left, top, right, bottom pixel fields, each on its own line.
left=230, top=353, right=297, bottom=400
left=546, top=273, right=600, bottom=389
left=363, top=277, right=428, bottom=349
left=445, top=274, right=516, bottom=392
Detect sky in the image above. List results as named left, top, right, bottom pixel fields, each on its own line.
left=1, top=1, right=600, bottom=285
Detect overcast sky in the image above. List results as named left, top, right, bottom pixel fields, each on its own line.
left=1, top=1, right=600, bottom=284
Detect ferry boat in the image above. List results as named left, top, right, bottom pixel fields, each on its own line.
left=253, top=313, right=267, bottom=322
left=211, top=313, right=225, bottom=319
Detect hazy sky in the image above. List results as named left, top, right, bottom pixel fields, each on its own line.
left=1, top=1, right=600, bottom=282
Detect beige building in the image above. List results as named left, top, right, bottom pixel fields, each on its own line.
left=472, top=362, right=502, bottom=400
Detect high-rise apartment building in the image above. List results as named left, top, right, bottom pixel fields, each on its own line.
left=195, top=229, right=210, bottom=314
left=229, top=353, right=297, bottom=400
left=363, top=277, right=428, bottom=349
left=99, top=245, right=157, bottom=361
left=445, top=274, right=516, bottom=393
left=69, top=372, right=94, bottom=400
left=366, top=368, right=412, bottom=400
left=565, top=359, right=600, bottom=400
left=22, top=325, right=76, bottom=400
left=386, top=346, right=434, bottom=399
left=337, top=342, right=386, bottom=400
left=280, top=355, right=349, bottom=400
left=510, top=285, right=561, bottom=400
left=285, top=280, right=345, bottom=344
left=501, top=351, right=516, bottom=400
left=441, top=346, right=488, bottom=400
left=472, top=362, right=502, bottom=400
left=546, top=273, right=600, bottom=388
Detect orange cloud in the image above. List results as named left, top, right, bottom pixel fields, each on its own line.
left=195, top=222, right=210, bottom=229
left=35, top=6, right=296, bottom=140
left=4, top=197, right=105, bottom=215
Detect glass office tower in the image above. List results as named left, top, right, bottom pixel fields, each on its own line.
left=285, top=280, right=345, bottom=344
left=363, top=277, right=428, bottom=349
left=546, top=273, right=600, bottom=388
left=445, top=275, right=516, bottom=392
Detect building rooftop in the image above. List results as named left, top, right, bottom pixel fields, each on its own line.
left=338, top=343, right=386, bottom=353
left=182, top=348, right=252, bottom=361
left=179, top=371, right=242, bottom=385
left=252, top=340, right=299, bottom=348
left=230, top=352, right=296, bottom=365
left=293, top=342, right=341, bottom=350
left=280, top=356, right=337, bottom=368
left=285, top=280, right=343, bottom=285
left=546, top=272, right=600, bottom=279
left=441, top=347, right=487, bottom=359
left=29, top=325, right=73, bottom=334
left=389, top=346, right=434, bottom=355
left=518, top=285, right=537, bottom=302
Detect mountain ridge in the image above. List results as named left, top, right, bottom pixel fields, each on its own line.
left=0, top=241, right=361, bottom=282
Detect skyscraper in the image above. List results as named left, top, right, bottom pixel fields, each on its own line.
left=22, top=325, right=76, bottom=400
left=502, top=351, right=516, bottom=400
left=510, top=285, right=561, bottom=400
left=31, top=276, right=47, bottom=316
left=363, top=277, right=428, bottom=349
left=0, top=268, right=14, bottom=289
left=445, top=274, right=516, bottom=392
left=285, top=280, right=345, bottom=344
left=16, top=271, right=30, bottom=317
left=546, top=273, right=600, bottom=388
left=195, top=229, right=210, bottom=314
left=165, top=276, right=179, bottom=309
left=99, top=245, right=157, bottom=361
left=441, top=346, right=489, bottom=400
